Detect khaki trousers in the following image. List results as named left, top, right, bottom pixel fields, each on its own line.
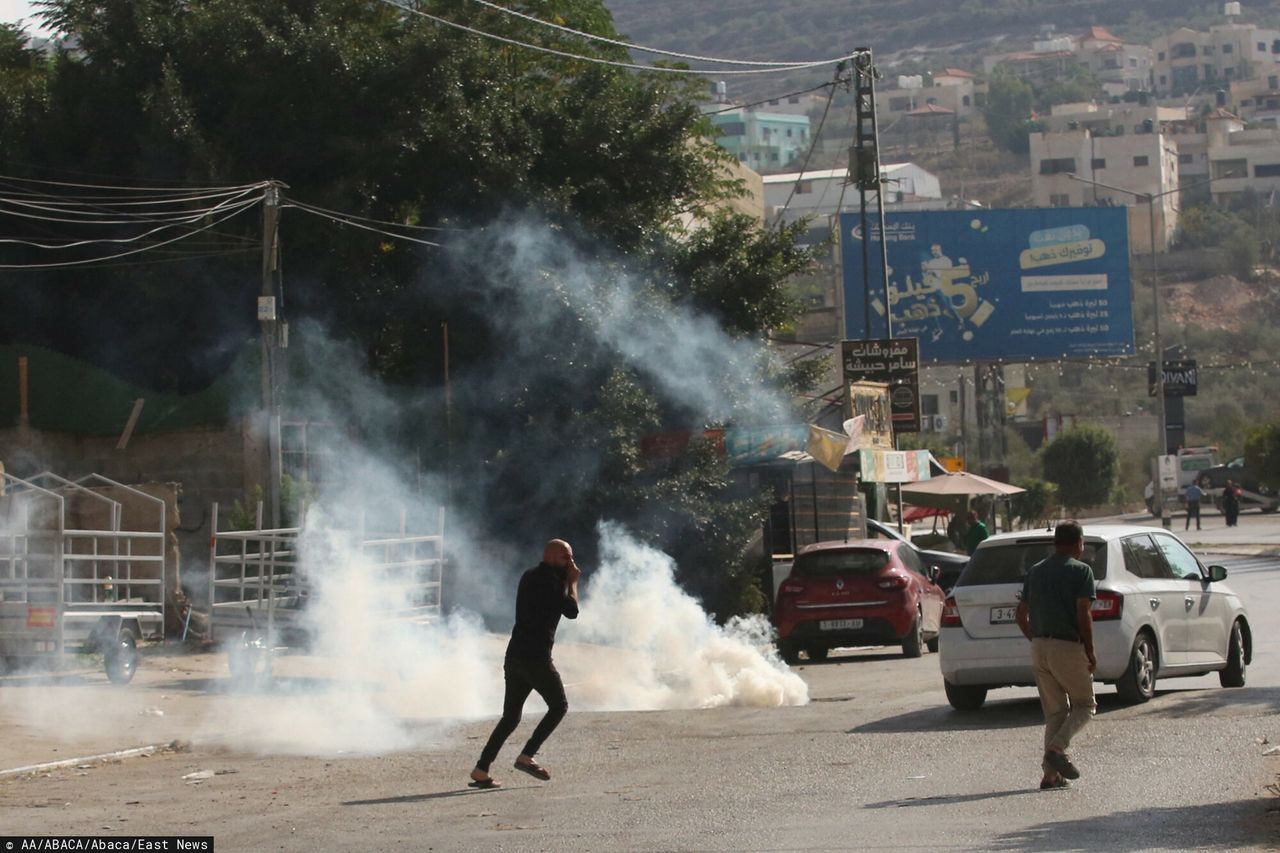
left=1030, top=638, right=1096, bottom=766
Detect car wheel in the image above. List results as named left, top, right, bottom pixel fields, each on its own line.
left=778, top=641, right=801, bottom=666
left=104, top=632, right=138, bottom=685
left=806, top=645, right=829, bottom=662
left=902, top=613, right=924, bottom=658
left=1220, top=620, right=1247, bottom=688
left=926, top=634, right=940, bottom=654
left=1116, top=631, right=1158, bottom=704
left=944, top=680, right=987, bottom=711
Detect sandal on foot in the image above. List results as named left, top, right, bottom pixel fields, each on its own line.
left=513, top=760, right=551, bottom=781
left=468, top=778, right=501, bottom=789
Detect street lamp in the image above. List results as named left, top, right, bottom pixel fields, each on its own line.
left=1067, top=170, right=1233, bottom=526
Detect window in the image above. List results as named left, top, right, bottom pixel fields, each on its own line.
left=1104, top=59, right=1121, bottom=69
left=1158, top=51, right=1166, bottom=61
left=1133, top=155, right=1150, bottom=166
left=1049, top=193, right=1070, bottom=207
left=956, top=540, right=1108, bottom=587
left=1123, top=535, right=1173, bottom=579
left=949, top=390, right=959, bottom=404
left=796, top=180, right=813, bottom=194
left=718, top=121, right=746, bottom=136
left=768, top=98, right=779, bottom=105
left=1203, top=46, right=1214, bottom=56
left=1255, top=164, right=1280, bottom=177
left=793, top=548, right=889, bottom=577
left=1223, top=43, right=1234, bottom=54
left=1271, top=76, right=1279, bottom=89
left=1205, top=65, right=1216, bottom=80
left=769, top=151, right=779, bottom=161
left=1179, top=153, right=1194, bottom=165
left=786, top=128, right=793, bottom=137
left=1215, top=158, right=1247, bottom=178
left=1260, top=42, right=1268, bottom=52
left=1172, top=43, right=1197, bottom=59
left=738, top=153, right=747, bottom=162
left=889, top=96, right=913, bottom=111
left=962, top=95, right=972, bottom=107
left=1039, top=157, right=1077, bottom=175
left=1159, top=75, right=1168, bottom=85
left=1130, top=57, right=1139, bottom=67
left=899, top=544, right=927, bottom=578
left=1269, top=99, right=1280, bottom=109
left=1091, top=158, right=1107, bottom=169
left=1273, top=39, right=1280, bottom=53
left=921, top=394, right=940, bottom=416
left=1153, top=535, right=1204, bottom=580
left=788, top=96, right=801, bottom=104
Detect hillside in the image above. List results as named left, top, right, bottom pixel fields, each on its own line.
left=604, top=0, right=1280, bottom=93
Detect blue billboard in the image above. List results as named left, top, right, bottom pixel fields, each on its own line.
left=841, top=208, right=1135, bottom=363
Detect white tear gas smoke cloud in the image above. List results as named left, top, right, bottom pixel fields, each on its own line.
left=0, top=212, right=811, bottom=758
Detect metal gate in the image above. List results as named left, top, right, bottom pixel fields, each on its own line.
left=0, top=472, right=166, bottom=683
left=208, top=502, right=444, bottom=678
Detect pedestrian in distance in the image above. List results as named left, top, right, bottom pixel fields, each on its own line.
left=1222, top=480, right=1241, bottom=528
left=1184, top=481, right=1204, bottom=531
left=964, top=509, right=989, bottom=556
left=469, top=539, right=581, bottom=790
left=947, top=511, right=967, bottom=551
left=1016, top=520, right=1097, bottom=790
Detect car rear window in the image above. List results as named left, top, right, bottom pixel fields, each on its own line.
left=793, top=549, right=890, bottom=576
left=956, top=539, right=1108, bottom=586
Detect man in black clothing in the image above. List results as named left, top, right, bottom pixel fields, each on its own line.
left=469, top=539, right=581, bottom=789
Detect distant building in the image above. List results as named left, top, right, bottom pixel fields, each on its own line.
left=878, top=69, right=979, bottom=125
left=1202, top=109, right=1280, bottom=204
left=705, top=107, right=811, bottom=174
left=761, top=163, right=943, bottom=225
left=1151, top=22, right=1280, bottom=96
left=983, top=26, right=1150, bottom=94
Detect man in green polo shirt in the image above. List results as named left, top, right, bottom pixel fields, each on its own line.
left=1015, top=520, right=1097, bottom=789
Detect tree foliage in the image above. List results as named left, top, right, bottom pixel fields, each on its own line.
left=981, top=71, right=1040, bottom=154
left=1, top=0, right=821, bottom=619
left=1041, top=424, right=1120, bottom=512
left=1244, top=421, right=1280, bottom=490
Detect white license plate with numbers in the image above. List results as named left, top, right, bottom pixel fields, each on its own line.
left=819, top=618, right=864, bottom=631
left=990, top=606, right=1018, bottom=624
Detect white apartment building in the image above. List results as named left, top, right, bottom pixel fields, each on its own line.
left=983, top=26, right=1150, bottom=94
left=1029, top=127, right=1180, bottom=253
left=1151, top=21, right=1280, bottom=96
left=878, top=68, right=979, bottom=124
left=762, top=164, right=943, bottom=225
left=1229, top=72, right=1280, bottom=122
left=1204, top=110, right=1280, bottom=202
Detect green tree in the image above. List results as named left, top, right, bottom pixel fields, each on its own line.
left=4, top=0, right=820, bottom=620
left=1010, top=478, right=1056, bottom=529
left=1041, top=424, right=1120, bottom=512
left=981, top=71, right=1040, bottom=154
left=1244, top=422, right=1280, bottom=489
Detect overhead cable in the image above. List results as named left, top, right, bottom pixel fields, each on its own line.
left=282, top=201, right=442, bottom=247
left=0, top=194, right=261, bottom=249
left=380, top=0, right=849, bottom=76
left=466, top=0, right=860, bottom=67
left=768, top=71, right=842, bottom=228
left=703, top=82, right=835, bottom=115
left=282, top=197, right=455, bottom=232
left=0, top=201, right=259, bottom=269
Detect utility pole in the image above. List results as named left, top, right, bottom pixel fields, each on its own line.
left=259, top=181, right=284, bottom=529
left=850, top=48, right=892, bottom=340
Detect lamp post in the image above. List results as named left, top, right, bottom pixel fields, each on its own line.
left=1067, top=170, right=1232, bottom=525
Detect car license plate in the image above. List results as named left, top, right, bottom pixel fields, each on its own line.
left=819, top=618, right=863, bottom=631
left=990, top=606, right=1018, bottom=625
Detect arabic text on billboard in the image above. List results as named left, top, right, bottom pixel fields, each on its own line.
left=841, top=208, right=1135, bottom=362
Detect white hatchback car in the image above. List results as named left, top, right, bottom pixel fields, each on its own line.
left=938, top=524, right=1252, bottom=710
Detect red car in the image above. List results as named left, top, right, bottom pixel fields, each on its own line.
left=774, top=539, right=947, bottom=664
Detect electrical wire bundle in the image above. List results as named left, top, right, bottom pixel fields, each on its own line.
left=0, top=174, right=268, bottom=270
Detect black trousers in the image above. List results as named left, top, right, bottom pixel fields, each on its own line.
left=476, top=655, right=568, bottom=771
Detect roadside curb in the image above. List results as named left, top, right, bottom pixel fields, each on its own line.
left=0, top=744, right=169, bottom=779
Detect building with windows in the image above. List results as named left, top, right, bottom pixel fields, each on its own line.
left=878, top=69, right=979, bottom=124
left=1029, top=126, right=1180, bottom=253
left=983, top=27, right=1150, bottom=94
left=705, top=108, right=811, bottom=174
left=1151, top=22, right=1280, bottom=96
left=1203, top=109, right=1280, bottom=202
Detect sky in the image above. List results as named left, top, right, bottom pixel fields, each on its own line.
left=1, top=0, right=48, bottom=34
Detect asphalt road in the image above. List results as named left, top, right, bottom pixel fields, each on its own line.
left=4, top=541, right=1280, bottom=851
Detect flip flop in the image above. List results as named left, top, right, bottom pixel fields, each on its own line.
left=1039, top=778, right=1070, bottom=790
left=468, top=778, right=501, bottom=789
left=513, top=760, right=551, bottom=781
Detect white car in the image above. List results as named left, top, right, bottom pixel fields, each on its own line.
left=938, top=524, right=1251, bottom=710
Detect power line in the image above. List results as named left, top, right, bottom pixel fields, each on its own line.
left=466, top=0, right=860, bottom=68
left=381, top=0, right=849, bottom=76
left=703, top=82, right=835, bottom=116
left=768, top=68, right=845, bottom=228
left=281, top=201, right=442, bottom=248
left=0, top=173, right=269, bottom=194
left=281, top=197, right=456, bottom=232
left=0, top=194, right=260, bottom=249
left=0, top=201, right=260, bottom=269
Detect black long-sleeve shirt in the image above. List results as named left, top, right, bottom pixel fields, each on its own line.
left=506, top=561, right=579, bottom=661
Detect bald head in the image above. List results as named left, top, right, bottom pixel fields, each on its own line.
left=543, top=539, right=573, bottom=568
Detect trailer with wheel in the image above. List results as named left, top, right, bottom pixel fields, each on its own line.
left=0, top=472, right=166, bottom=683
left=208, top=502, right=444, bottom=681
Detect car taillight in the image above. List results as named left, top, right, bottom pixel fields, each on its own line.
left=877, top=574, right=910, bottom=590
left=941, top=596, right=962, bottom=627
left=1091, top=590, right=1124, bottom=620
